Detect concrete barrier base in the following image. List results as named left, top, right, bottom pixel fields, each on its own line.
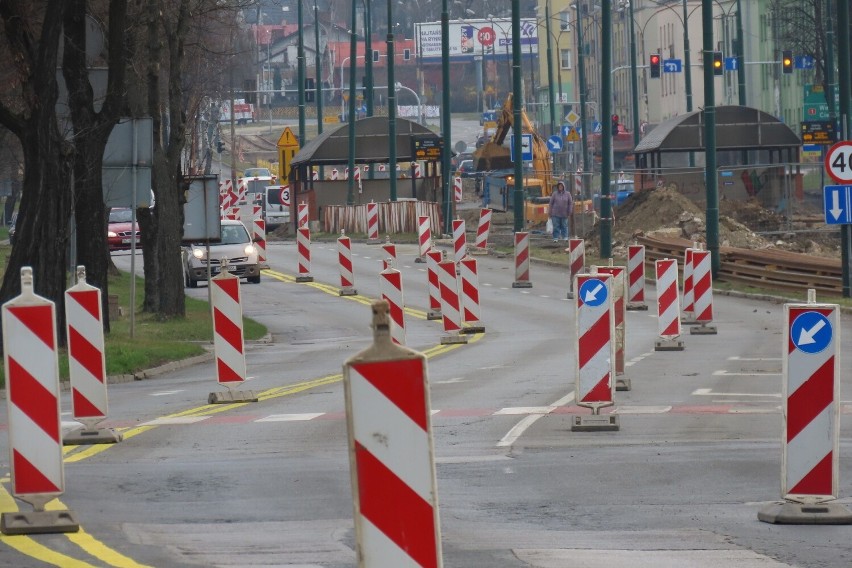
left=63, top=427, right=123, bottom=445
left=572, top=414, right=619, bottom=432
left=339, top=287, right=357, bottom=296
left=512, top=281, right=533, bottom=288
left=295, top=275, right=314, bottom=283
left=615, top=377, right=632, bottom=391
left=690, top=323, right=718, bottom=335
left=440, top=334, right=469, bottom=345
left=627, top=302, right=648, bottom=311
left=758, top=501, right=852, bottom=525
left=1, top=510, right=80, bottom=535
left=655, top=338, right=685, bottom=351
left=427, top=310, right=442, bottom=321
left=208, top=390, right=259, bottom=404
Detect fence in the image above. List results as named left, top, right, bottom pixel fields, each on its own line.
left=322, top=200, right=442, bottom=235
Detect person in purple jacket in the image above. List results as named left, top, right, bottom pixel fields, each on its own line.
left=548, top=180, right=573, bottom=242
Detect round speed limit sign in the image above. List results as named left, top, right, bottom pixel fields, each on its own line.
left=825, top=141, right=852, bottom=184
left=278, top=185, right=291, bottom=207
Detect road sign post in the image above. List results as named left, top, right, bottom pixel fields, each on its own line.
left=759, top=290, right=852, bottom=524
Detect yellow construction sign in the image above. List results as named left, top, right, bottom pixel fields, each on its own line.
left=565, top=127, right=580, bottom=142
left=277, top=127, right=300, bottom=182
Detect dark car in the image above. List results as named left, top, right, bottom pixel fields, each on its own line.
left=107, top=208, right=140, bottom=251
left=457, top=159, right=479, bottom=178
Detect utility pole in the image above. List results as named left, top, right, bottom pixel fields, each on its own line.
left=315, top=2, right=323, bottom=135
left=629, top=1, right=639, bottom=148
left=575, top=6, right=589, bottom=177
left=735, top=0, right=746, bottom=106
left=441, top=0, right=452, bottom=234
left=600, top=0, right=613, bottom=259
left=297, top=0, right=306, bottom=146
left=838, top=0, right=852, bottom=297
left=347, top=1, right=358, bottom=205
left=512, top=0, right=524, bottom=232
left=702, top=0, right=720, bottom=277
left=387, top=0, right=398, bottom=201
left=364, top=0, right=374, bottom=116
left=545, top=0, right=556, bottom=137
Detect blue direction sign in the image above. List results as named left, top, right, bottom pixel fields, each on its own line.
left=510, top=134, right=534, bottom=162
left=579, top=278, right=608, bottom=307
left=663, top=59, right=682, bottom=73
left=824, top=185, right=852, bottom=224
left=791, top=311, right=833, bottom=354
left=547, top=135, right=564, bottom=152
left=724, top=57, right=738, bottom=71
left=795, top=55, right=816, bottom=70
left=561, top=124, right=571, bottom=137
left=592, top=121, right=602, bottom=134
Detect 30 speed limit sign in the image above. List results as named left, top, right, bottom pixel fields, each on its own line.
left=825, top=141, right=852, bottom=184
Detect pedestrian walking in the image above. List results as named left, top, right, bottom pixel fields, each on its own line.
left=548, top=181, right=573, bottom=242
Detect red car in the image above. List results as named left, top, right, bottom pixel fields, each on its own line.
left=107, top=208, right=140, bottom=251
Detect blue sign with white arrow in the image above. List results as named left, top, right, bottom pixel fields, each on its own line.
left=547, top=135, right=564, bottom=152
left=791, top=311, right=833, bottom=354
left=823, top=185, right=852, bottom=224
left=795, top=55, right=816, bottom=70
left=663, top=59, right=682, bottom=73
left=724, top=57, right=738, bottom=71
left=579, top=278, right=608, bottom=307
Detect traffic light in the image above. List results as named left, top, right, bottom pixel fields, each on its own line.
left=611, top=114, right=619, bottom=136
left=305, top=78, right=315, bottom=103
left=649, top=53, right=661, bottom=79
left=782, top=50, right=793, bottom=74
left=712, top=51, right=723, bottom=76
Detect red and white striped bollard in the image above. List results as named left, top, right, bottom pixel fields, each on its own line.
left=598, top=265, right=629, bottom=391
left=566, top=238, right=585, bottom=299
left=379, top=266, right=406, bottom=345
left=459, top=257, right=484, bottom=333
left=343, top=301, right=443, bottom=566
left=655, top=258, right=684, bottom=351
left=297, top=202, right=309, bottom=228
left=512, top=231, right=532, bottom=288
left=453, top=176, right=463, bottom=203
left=437, top=259, right=468, bottom=344
left=253, top=217, right=267, bottom=266
left=338, top=231, right=357, bottom=296
left=572, top=271, right=618, bottom=431
left=382, top=236, right=397, bottom=270
left=452, top=218, right=466, bottom=265
left=416, top=215, right=431, bottom=263
left=472, top=208, right=491, bottom=254
left=425, top=249, right=443, bottom=320
left=1, top=267, right=81, bottom=535
left=681, top=246, right=697, bottom=324
left=296, top=226, right=314, bottom=282
left=626, top=244, right=647, bottom=310
left=689, top=249, right=717, bottom=334
left=367, top=200, right=380, bottom=242
left=64, top=267, right=122, bottom=444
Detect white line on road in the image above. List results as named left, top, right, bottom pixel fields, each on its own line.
left=255, top=413, right=325, bottom=422
left=712, top=370, right=781, bottom=377
left=692, top=388, right=781, bottom=398
left=497, top=391, right=575, bottom=448
left=727, top=356, right=782, bottom=361
left=150, top=390, right=186, bottom=396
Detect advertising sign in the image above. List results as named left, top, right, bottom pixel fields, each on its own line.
left=415, top=18, right=538, bottom=62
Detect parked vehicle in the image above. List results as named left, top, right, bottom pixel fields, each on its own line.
left=261, top=185, right=291, bottom=228
left=183, top=220, right=260, bottom=287
left=107, top=208, right=140, bottom=251
left=456, top=159, right=478, bottom=178
left=593, top=180, right=635, bottom=212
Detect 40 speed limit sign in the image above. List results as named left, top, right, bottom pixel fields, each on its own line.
left=825, top=141, right=852, bottom=184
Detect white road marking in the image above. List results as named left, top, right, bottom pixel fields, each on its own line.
left=434, top=377, right=466, bottom=384
left=497, top=391, right=575, bottom=448
left=692, top=388, right=781, bottom=398
left=712, top=370, right=780, bottom=377
left=727, top=356, right=782, bottom=361
left=255, top=413, right=325, bottom=422
left=612, top=405, right=672, bottom=414
left=150, top=390, right=186, bottom=396
left=494, top=407, right=551, bottom=415
left=140, top=416, right=209, bottom=425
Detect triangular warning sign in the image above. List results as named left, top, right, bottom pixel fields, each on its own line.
left=566, top=127, right=580, bottom=142
left=277, top=127, right=299, bottom=148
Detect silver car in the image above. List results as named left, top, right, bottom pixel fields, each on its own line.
left=183, top=219, right=261, bottom=287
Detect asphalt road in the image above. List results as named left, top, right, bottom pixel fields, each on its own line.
left=1, top=239, right=851, bottom=567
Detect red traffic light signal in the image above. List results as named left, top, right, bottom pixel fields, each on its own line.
left=782, top=50, right=793, bottom=74
left=649, top=53, right=661, bottom=78
left=712, top=51, right=724, bottom=76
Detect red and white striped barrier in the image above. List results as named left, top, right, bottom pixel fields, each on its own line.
left=453, top=176, right=463, bottom=203
left=626, top=244, right=647, bottom=310
left=379, top=266, right=406, bottom=345
left=689, top=249, right=717, bottom=334
left=598, top=265, right=628, bottom=390
left=681, top=246, right=696, bottom=324
left=297, top=202, right=309, bottom=228
left=338, top=232, right=357, bottom=296
left=228, top=206, right=241, bottom=221
left=344, top=167, right=350, bottom=180
left=296, top=226, right=314, bottom=283
left=759, top=296, right=850, bottom=523
left=425, top=249, right=443, bottom=320
left=343, top=301, right=443, bottom=566
left=512, top=231, right=532, bottom=288
left=473, top=208, right=491, bottom=253
left=211, top=269, right=247, bottom=387
left=655, top=258, right=684, bottom=351
left=566, top=238, right=585, bottom=299
left=236, top=178, right=248, bottom=204
left=382, top=238, right=397, bottom=270
left=574, top=168, right=583, bottom=196
left=63, top=267, right=122, bottom=444
left=253, top=217, right=267, bottom=265
left=437, top=259, right=468, bottom=344
left=572, top=272, right=618, bottom=431
left=2, top=268, right=80, bottom=534
left=412, top=161, right=422, bottom=178
left=331, top=168, right=339, bottom=180
left=416, top=215, right=432, bottom=262
left=367, top=201, right=380, bottom=242
left=452, top=218, right=467, bottom=265
left=459, top=257, right=484, bottom=333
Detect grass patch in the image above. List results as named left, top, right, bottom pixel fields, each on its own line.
left=0, top=252, right=267, bottom=387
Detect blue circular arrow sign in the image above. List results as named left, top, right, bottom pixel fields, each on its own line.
left=791, top=311, right=832, bottom=354
left=547, top=135, right=564, bottom=152
left=579, top=278, right=608, bottom=307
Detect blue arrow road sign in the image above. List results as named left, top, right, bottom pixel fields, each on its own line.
left=561, top=125, right=571, bottom=137
left=791, top=311, right=833, bottom=354
left=795, top=55, right=816, bottom=69
left=824, top=185, right=852, bottom=224
left=663, top=59, right=682, bottom=73
left=579, top=278, right=608, bottom=307
left=547, top=135, right=564, bottom=152
left=724, top=57, right=738, bottom=71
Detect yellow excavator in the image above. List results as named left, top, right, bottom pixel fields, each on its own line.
left=472, top=94, right=556, bottom=224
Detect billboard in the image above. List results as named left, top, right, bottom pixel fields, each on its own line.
left=415, top=18, right=539, bottom=62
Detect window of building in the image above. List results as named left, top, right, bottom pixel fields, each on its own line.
left=560, top=49, right=572, bottom=70
left=559, top=11, right=571, bottom=31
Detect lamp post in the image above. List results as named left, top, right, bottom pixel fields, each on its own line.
left=347, top=2, right=358, bottom=206
left=600, top=0, right=613, bottom=259
left=544, top=1, right=556, bottom=136
left=297, top=0, right=306, bottom=146
left=387, top=0, right=398, bottom=201
left=573, top=3, right=590, bottom=176
left=441, top=0, right=452, bottom=234
left=363, top=0, right=374, bottom=116
left=314, top=2, right=324, bottom=135
left=512, top=0, right=525, bottom=233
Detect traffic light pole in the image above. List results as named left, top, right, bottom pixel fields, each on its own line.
left=702, top=0, right=720, bottom=277
left=838, top=0, right=852, bottom=297
left=599, top=0, right=612, bottom=259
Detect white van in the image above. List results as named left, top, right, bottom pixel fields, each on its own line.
left=247, top=185, right=290, bottom=229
